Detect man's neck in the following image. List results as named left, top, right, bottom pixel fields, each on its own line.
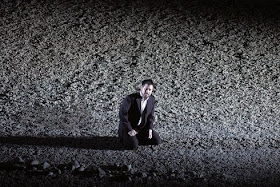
left=140, top=91, right=149, bottom=100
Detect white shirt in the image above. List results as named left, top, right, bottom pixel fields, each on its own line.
left=137, top=91, right=149, bottom=126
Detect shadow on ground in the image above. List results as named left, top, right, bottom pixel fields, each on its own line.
left=0, top=136, right=122, bottom=150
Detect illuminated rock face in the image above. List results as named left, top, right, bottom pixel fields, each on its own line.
left=0, top=0, right=280, bottom=185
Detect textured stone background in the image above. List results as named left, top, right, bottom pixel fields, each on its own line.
left=0, top=0, right=280, bottom=185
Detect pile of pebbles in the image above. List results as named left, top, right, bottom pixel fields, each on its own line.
left=1, top=157, right=184, bottom=182
left=5, top=157, right=132, bottom=180
left=1, top=157, right=215, bottom=186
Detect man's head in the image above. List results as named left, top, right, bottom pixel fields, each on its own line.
left=140, top=79, right=154, bottom=99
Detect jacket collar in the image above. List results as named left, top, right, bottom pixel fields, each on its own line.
left=136, top=92, right=150, bottom=112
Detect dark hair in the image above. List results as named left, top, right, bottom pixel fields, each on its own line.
left=142, top=79, right=154, bottom=86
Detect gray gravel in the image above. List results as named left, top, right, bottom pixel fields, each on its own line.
left=1, top=0, right=280, bottom=186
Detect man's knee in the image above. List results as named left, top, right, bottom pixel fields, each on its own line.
left=154, top=137, right=162, bottom=145
left=123, top=135, right=139, bottom=150
left=152, top=131, right=162, bottom=145
left=124, top=143, right=138, bottom=150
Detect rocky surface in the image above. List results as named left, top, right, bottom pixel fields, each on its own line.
left=1, top=0, right=280, bottom=186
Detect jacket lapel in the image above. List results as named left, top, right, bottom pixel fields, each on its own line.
left=136, top=92, right=151, bottom=116
left=145, top=98, right=151, bottom=114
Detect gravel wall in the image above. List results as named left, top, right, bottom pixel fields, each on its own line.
left=1, top=0, right=280, bottom=185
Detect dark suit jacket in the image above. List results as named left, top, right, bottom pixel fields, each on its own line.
left=119, top=92, right=155, bottom=132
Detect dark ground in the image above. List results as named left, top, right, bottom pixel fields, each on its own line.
left=1, top=0, right=280, bottom=186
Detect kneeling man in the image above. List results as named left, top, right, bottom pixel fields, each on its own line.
left=118, top=79, right=162, bottom=150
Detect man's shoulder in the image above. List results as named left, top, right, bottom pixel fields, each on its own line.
left=149, top=95, right=155, bottom=102
left=123, top=93, right=140, bottom=102
left=127, top=92, right=141, bottom=98
left=126, top=93, right=155, bottom=101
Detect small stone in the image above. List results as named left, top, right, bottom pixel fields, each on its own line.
left=125, top=164, right=132, bottom=172
left=72, top=160, right=80, bottom=169
left=141, top=172, right=147, bottom=178
left=35, top=169, right=44, bottom=174
left=152, top=172, right=157, bottom=177
left=189, top=171, right=197, bottom=177
left=169, top=169, right=176, bottom=173
left=78, top=165, right=86, bottom=172
left=32, top=167, right=38, bottom=171
left=199, top=174, right=205, bottom=179
left=48, top=172, right=54, bottom=176
left=71, top=165, right=76, bottom=171
left=177, top=172, right=186, bottom=181
left=178, top=176, right=186, bottom=181
left=31, top=160, right=40, bottom=166
left=98, top=168, right=106, bottom=177
left=54, top=167, right=62, bottom=175
left=130, top=169, right=135, bottom=175
left=14, top=164, right=26, bottom=169
left=42, top=162, right=51, bottom=170
left=178, top=149, right=185, bottom=155
left=15, top=157, right=25, bottom=164
left=170, top=173, right=176, bottom=178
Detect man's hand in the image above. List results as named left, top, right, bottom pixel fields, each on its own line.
left=148, top=129, right=152, bottom=139
left=128, top=129, right=138, bottom=136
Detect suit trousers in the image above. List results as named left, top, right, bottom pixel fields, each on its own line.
left=118, top=128, right=162, bottom=150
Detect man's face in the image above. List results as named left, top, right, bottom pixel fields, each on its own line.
left=141, top=84, right=153, bottom=99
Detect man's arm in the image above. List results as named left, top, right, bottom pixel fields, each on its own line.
left=147, top=97, right=155, bottom=130
left=119, top=96, right=133, bottom=131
